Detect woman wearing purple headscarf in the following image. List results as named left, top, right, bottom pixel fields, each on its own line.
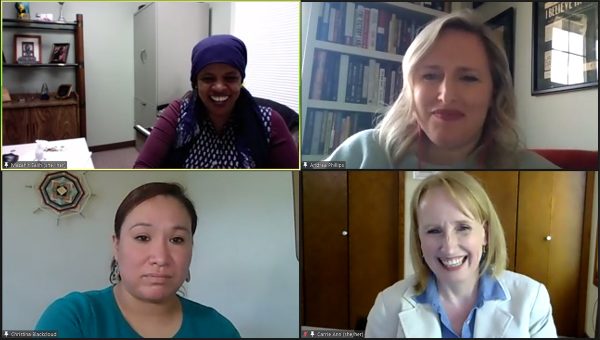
left=134, top=35, right=298, bottom=169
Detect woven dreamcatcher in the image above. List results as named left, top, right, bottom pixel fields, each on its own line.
left=29, top=171, right=94, bottom=226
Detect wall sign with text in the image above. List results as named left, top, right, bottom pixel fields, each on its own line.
left=532, top=2, right=598, bottom=95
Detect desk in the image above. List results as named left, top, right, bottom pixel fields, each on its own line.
left=2, top=137, right=95, bottom=169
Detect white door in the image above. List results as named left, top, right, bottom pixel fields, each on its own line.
left=134, top=3, right=158, bottom=128
left=155, top=2, right=209, bottom=107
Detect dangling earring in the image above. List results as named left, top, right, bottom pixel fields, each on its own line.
left=482, top=245, right=487, bottom=256
left=111, top=262, right=120, bottom=282
left=186, top=269, right=191, bottom=283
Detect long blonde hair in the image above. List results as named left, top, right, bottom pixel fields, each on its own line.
left=375, top=9, right=521, bottom=168
left=409, top=171, right=507, bottom=294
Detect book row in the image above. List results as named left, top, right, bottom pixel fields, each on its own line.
left=302, top=109, right=375, bottom=156
left=315, top=2, right=432, bottom=55
left=309, top=49, right=403, bottom=106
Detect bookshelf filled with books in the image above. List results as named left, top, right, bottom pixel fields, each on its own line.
left=301, top=2, right=448, bottom=161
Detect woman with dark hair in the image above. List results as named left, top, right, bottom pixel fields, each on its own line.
left=35, top=182, right=240, bottom=338
left=134, top=34, right=298, bottom=169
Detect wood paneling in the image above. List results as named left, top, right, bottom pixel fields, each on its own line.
left=517, top=171, right=585, bottom=337
left=348, top=171, right=401, bottom=330
left=30, top=106, right=80, bottom=141
left=577, top=172, right=596, bottom=336
left=302, top=171, right=593, bottom=336
left=2, top=108, right=29, bottom=144
left=468, top=171, right=518, bottom=270
left=302, top=171, right=349, bottom=329
left=2, top=94, right=80, bottom=144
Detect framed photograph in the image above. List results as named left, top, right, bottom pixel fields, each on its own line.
left=49, top=43, right=70, bottom=64
left=486, top=7, right=515, bottom=80
left=14, top=34, right=41, bottom=64
left=532, top=2, right=598, bottom=95
left=55, top=84, right=73, bottom=99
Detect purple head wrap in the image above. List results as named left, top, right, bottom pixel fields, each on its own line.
left=190, top=34, right=247, bottom=88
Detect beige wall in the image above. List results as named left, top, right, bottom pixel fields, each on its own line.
left=466, top=2, right=597, bottom=150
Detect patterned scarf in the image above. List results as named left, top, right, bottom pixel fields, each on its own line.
left=168, top=88, right=270, bottom=168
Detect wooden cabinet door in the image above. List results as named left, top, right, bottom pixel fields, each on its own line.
left=30, top=106, right=79, bottom=141
left=2, top=109, right=29, bottom=145
left=516, top=171, right=586, bottom=337
left=467, top=171, right=519, bottom=270
left=302, top=171, right=349, bottom=329
left=348, top=171, right=403, bottom=330
left=302, top=171, right=405, bottom=330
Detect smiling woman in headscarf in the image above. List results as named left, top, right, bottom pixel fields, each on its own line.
left=134, top=35, right=298, bottom=169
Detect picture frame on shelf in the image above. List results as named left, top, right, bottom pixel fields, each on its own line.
left=15, top=2, right=31, bottom=20
left=485, top=7, right=515, bottom=80
left=532, top=2, right=598, bottom=95
left=55, top=84, right=73, bottom=99
left=49, top=43, right=70, bottom=64
left=3, top=87, right=11, bottom=102
left=14, top=34, right=41, bottom=64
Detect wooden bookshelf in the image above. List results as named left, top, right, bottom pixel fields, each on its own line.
left=301, top=2, right=446, bottom=160
left=2, top=14, right=86, bottom=141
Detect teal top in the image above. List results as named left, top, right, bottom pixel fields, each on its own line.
left=325, top=129, right=560, bottom=169
left=35, top=286, right=241, bottom=338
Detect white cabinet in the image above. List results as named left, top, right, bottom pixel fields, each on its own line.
left=134, top=2, right=209, bottom=129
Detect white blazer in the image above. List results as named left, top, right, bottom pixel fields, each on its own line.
left=365, top=270, right=557, bottom=338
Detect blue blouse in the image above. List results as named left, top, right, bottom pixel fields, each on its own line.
left=414, top=273, right=506, bottom=338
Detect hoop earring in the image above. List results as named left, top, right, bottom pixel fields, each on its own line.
left=186, top=269, right=191, bottom=283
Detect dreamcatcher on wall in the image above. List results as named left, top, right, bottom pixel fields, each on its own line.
left=27, top=171, right=94, bottom=226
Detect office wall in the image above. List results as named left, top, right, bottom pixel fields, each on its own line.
left=1, top=171, right=299, bottom=338
left=209, top=2, right=232, bottom=35
left=472, top=2, right=598, bottom=150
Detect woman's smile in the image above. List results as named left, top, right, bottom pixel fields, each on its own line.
left=438, top=255, right=468, bottom=270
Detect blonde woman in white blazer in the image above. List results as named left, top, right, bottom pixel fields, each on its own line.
left=365, top=172, right=557, bottom=338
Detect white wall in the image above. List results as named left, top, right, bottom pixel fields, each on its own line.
left=472, top=2, right=598, bottom=150
left=1, top=171, right=299, bottom=338
left=209, top=2, right=232, bottom=35
left=2, top=2, right=139, bottom=148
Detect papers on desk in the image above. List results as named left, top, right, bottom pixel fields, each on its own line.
left=2, top=137, right=95, bottom=169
